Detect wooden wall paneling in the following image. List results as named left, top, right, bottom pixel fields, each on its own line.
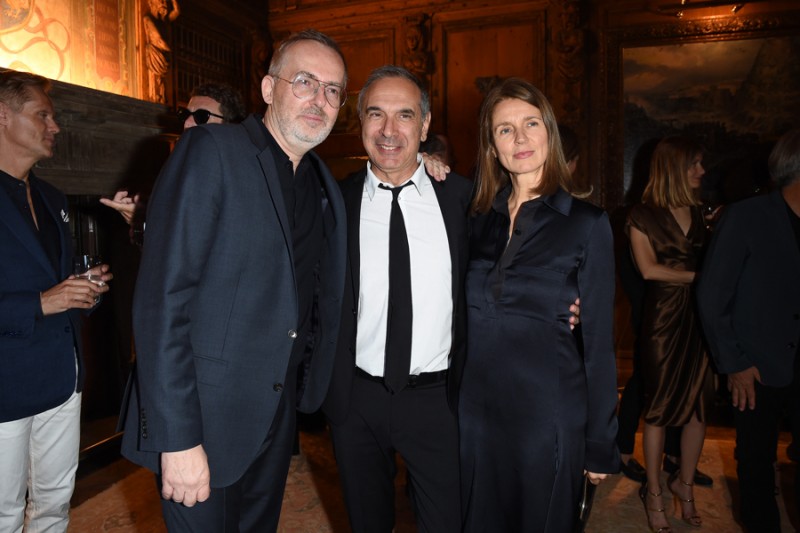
left=314, top=27, right=396, bottom=176
left=433, top=7, right=547, bottom=177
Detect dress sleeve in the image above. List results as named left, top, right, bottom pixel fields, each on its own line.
left=578, top=211, right=621, bottom=473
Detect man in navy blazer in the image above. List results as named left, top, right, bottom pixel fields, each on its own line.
left=0, top=69, right=111, bottom=532
left=119, top=30, right=348, bottom=531
left=323, top=66, right=473, bottom=533
left=697, top=129, right=800, bottom=533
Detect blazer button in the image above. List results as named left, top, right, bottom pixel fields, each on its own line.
left=64, top=326, right=71, bottom=333
left=273, top=383, right=284, bottom=392
left=514, top=228, right=521, bottom=235
left=288, top=330, right=298, bottom=339
left=789, top=342, right=797, bottom=349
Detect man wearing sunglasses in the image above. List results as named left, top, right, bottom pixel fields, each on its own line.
left=101, top=82, right=246, bottom=224
left=118, top=30, right=348, bottom=532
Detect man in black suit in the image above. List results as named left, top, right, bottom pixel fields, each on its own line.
left=697, top=129, right=800, bottom=533
left=323, top=66, right=472, bottom=532
left=0, top=68, right=111, bottom=531
left=119, top=30, right=348, bottom=531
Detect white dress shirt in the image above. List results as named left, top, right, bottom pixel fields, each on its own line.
left=356, top=157, right=453, bottom=376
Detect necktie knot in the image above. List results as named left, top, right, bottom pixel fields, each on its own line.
left=379, top=181, right=413, bottom=201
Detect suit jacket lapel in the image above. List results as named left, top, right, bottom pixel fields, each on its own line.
left=430, top=175, right=462, bottom=305
left=342, top=170, right=366, bottom=303
left=0, top=179, right=59, bottom=280
left=243, top=116, right=296, bottom=280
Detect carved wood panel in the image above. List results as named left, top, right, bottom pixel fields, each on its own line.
left=434, top=10, right=547, bottom=176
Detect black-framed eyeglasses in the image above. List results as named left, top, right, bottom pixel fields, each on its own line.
left=274, top=73, right=347, bottom=109
left=176, top=107, right=225, bottom=125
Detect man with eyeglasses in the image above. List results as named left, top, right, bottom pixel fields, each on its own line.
left=118, top=30, right=348, bottom=531
left=101, top=82, right=246, bottom=224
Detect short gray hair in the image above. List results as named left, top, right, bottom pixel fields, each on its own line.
left=769, top=129, right=800, bottom=188
left=357, top=65, right=429, bottom=118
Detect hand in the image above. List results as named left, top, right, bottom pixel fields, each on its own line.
left=569, top=297, right=581, bottom=330
left=728, top=366, right=761, bottom=411
left=421, top=152, right=450, bottom=182
left=584, top=470, right=608, bottom=485
left=161, top=444, right=211, bottom=507
left=100, top=190, right=139, bottom=225
left=85, top=263, right=114, bottom=288
left=40, top=275, right=111, bottom=315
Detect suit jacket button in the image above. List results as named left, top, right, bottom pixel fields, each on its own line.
left=273, top=383, right=284, bottom=392
left=789, top=342, right=797, bottom=349
left=64, top=326, right=71, bottom=333
left=288, top=329, right=298, bottom=339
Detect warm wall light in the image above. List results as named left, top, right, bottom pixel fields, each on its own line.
left=653, top=0, right=767, bottom=18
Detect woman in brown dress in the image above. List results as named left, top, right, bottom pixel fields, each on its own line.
left=627, top=136, right=713, bottom=532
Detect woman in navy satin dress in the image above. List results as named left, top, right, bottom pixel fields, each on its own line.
left=458, top=78, right=619, bottom=532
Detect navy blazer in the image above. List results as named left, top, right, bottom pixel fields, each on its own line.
left=0, top=173, right=83, bottom=422
left=697, top=189, right=800, bottom=387
left=119, top=115, right=347, bottom=487
left=322, top=168, right=473, bottom=424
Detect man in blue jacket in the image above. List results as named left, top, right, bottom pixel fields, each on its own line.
left=0, top=68, right=111, bottom=532
left=698, top=129, right=800, bottom=533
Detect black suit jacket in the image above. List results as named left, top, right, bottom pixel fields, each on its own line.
left=0, top=173, right=83, bottom=422
left=120, top=115, right=347, bottom=487
left=323, top=168, right=472, bottom=424
left=697, top=189, right=800, bottom=387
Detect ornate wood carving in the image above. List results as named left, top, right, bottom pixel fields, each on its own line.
left=402, top=14, right=432, bottom=87
left=549, top=0, right=587, bottom=129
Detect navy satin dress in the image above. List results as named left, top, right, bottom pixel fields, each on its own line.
left=459, top=187, right=620, bottom=532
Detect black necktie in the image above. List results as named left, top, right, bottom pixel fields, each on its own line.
left=380, top=182, right=414, bottom=393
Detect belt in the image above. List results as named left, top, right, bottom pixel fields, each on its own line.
left=355, top=367, right=448, bottom=388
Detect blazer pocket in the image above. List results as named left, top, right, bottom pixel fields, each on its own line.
left=193, top=354, right=228, bottom=386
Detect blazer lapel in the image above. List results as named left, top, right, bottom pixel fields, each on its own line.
left=0, top=181, right=59, bottom=280
left=770, top=189, right=800, bottom=275
left=430, top=175, right=462, bottom=303
left=342, top=170, right=366, bottom=302
left=243, top=116, right=296, bottom=283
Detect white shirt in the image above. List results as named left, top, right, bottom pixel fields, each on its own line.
left=356, top=157, right=453, bottom=376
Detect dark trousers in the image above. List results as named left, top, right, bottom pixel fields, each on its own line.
left=329, top=374, right=461, bottom=533
left=158, top=371, right=297, bottom=533
left=734, top=362, right=800, bottom=533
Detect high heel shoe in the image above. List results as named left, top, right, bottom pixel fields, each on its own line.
left=638, top=483, right=673, bottom=533
left=668, top=470, right=702, bottom=527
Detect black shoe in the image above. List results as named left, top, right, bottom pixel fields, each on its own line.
left=620, top=457, right=647, bottom=483
left=662, top=456, right=713, bottom=486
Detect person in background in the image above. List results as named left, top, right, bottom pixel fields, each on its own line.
left=697, top=129, right=800, bottom=533
left=118, top=29, right=348, bottom=531
left=100, top=82, right=246, bottom=224
left=459, top=77, right=618, bottom=532
left=627, top=136, right=713, bottom=532
left=0, top=68, right=112, bottom=532
left=420, top=132, right=453, bottom=167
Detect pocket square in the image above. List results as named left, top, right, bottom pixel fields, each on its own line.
left=60, top=209, right=69, bottom=223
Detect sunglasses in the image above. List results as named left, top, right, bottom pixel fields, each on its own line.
left=176, top=107, right=225, bottom=125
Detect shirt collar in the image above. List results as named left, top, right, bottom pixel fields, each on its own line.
left=364, top=154, right=430, bottom=201
left=492, top=184, right=573, bottom=217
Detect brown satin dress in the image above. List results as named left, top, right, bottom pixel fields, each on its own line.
left=626, top=204, right=713, bottom=426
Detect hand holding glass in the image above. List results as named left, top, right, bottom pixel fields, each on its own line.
left=72, top=255, right=105, bottom=303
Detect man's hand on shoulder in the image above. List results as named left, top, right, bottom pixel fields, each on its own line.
left=161, top=444, right=211, bottom=507
left=728, top=366, right=761, bottom=411
left=421, top=152, right=450, bottom=182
